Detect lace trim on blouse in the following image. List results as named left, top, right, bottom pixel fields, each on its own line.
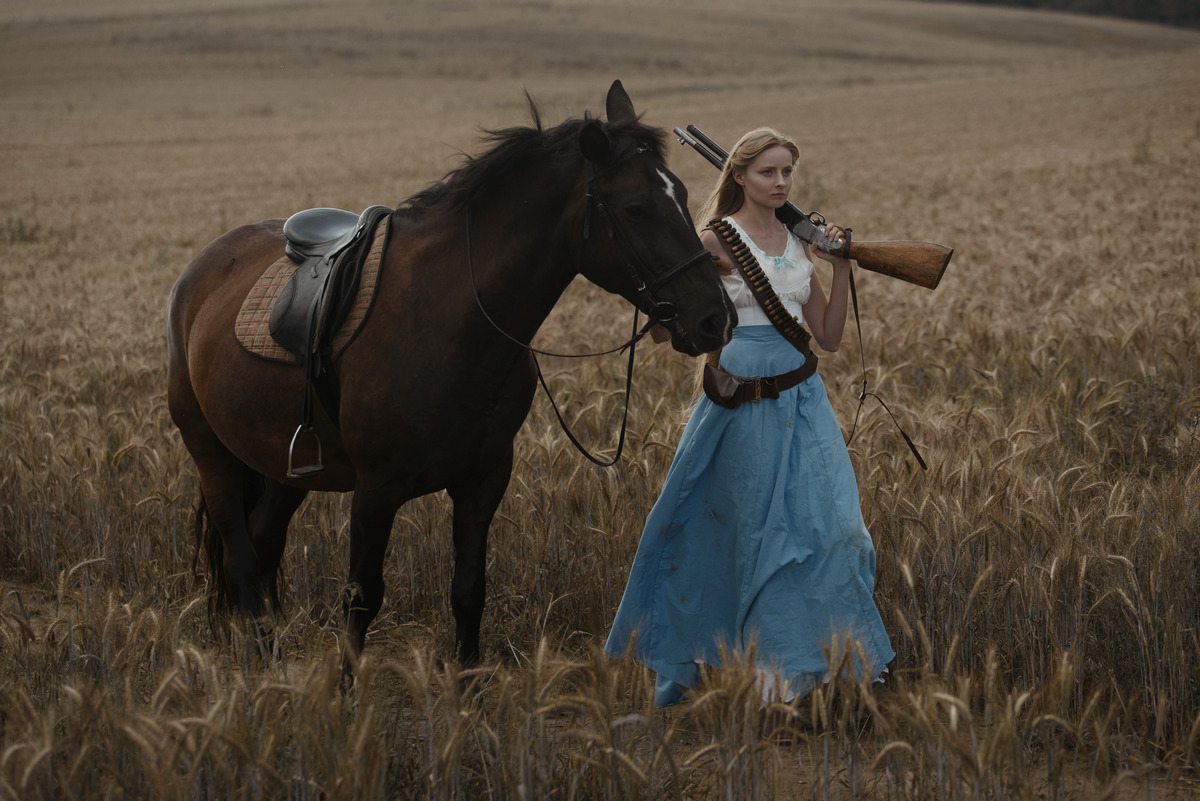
left=718, top=217, right=813, bottom=327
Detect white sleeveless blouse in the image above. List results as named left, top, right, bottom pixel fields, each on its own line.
left=718, top=217, right=813, bottom=328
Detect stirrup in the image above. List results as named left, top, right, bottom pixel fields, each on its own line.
left=287, top=425, right=324, bottom=478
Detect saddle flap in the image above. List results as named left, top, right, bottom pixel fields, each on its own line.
left=268, top=256, right=333, bottom=355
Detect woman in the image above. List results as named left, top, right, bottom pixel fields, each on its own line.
left=605, top=128, right=894, bottom=706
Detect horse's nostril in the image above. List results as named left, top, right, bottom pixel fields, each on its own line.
left=700, top=310, right=731, bottom=344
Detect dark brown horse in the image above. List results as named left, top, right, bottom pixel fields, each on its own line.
left=167, top=81, right=734, bottom=666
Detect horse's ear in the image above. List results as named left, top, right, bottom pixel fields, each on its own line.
left=605, top=80, right=637, bottom=125
left=579, top=119, right=614, bottom=165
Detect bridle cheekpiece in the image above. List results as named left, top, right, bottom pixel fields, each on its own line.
left=581, top=143, right=712, bottom=328
left=463, top=135, right=714, bottom=467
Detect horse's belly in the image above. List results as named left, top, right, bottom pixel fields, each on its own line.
left=335, top=355, right=537, bottom=496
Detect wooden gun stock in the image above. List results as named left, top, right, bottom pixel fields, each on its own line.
left=838, top=238, right=953, bottom=290
left=774, top=196, right=953, bottom=291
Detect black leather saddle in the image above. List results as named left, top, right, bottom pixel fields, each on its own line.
left=270, top=204, right=392, bottom=478
left=271, top=205, right=391, bottom=357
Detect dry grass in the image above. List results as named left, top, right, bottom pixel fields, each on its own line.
left=2, top=0, right=1200, bottom=797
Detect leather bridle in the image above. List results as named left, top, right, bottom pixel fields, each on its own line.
left=465, top=142, right=714, bottom=465
left=581, top=145, right=713, bottom=330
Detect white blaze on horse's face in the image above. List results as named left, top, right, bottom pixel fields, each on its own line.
left=657, top=168, right=687, bottom=222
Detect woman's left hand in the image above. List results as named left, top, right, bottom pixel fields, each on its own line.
left=812, top=224, right=851, bottom=269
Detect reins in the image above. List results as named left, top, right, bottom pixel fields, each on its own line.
left=465, top=207, right=644, bottom=467
left=533, top=310, right=642, bottom=468
left=464, top=207, right=659, bottom=360
left=463, top=145, right=709, bottom=467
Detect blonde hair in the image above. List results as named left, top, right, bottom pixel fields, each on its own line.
left=696, top=127, right=800, bottom=227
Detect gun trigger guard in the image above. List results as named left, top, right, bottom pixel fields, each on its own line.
left=808, top=211, right=826, bottom=226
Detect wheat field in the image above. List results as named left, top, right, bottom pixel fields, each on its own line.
left=2, top=0, right=1199, bottom=798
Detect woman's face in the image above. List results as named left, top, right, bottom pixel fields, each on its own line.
left=734, top=145, right=794, bottom=210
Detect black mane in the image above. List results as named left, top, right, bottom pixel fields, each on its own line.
left=396, top=96, right=668, bottom=218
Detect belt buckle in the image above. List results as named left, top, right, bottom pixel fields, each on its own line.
left=751, top=376, right=762, bottom=403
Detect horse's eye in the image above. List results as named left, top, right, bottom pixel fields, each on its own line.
left=625, top=203, right=649, bottom=221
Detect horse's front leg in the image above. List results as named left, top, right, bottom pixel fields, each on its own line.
left=343, top=486, right=400, bottom=664
left=447, top=448, right=515, bottom=667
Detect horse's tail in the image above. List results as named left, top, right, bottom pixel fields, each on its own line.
left=191, top=492, right=225, bottom=620
left=191, top=466, right=267, bottom=622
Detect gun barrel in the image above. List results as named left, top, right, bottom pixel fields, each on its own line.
left=673, top=126, right=724, bottom=170
left=686, top=125, right=729, bottom=161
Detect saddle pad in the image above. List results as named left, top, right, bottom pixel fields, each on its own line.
left=234, top=215, right=389, bottom=365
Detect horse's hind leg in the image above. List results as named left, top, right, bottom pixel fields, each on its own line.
left=168, top=349, right=266, bottom=622
left=343, top=487, right=401, bottom=664
left=247, top=480, right=308, bottom=610
left=190, top=443, right=271, bottom=620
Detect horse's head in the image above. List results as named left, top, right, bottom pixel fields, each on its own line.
left=573, top=81, right=734, bottom=356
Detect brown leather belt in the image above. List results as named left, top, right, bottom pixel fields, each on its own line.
left=702, top=355, right=819, bottom=409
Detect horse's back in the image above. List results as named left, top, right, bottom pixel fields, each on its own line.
left=170, top=220, right=284, bottom=317
left=168, top=220, right=284, bottom=359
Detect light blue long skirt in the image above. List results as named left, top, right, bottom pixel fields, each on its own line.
left=605, top=325, right=894, bottom=705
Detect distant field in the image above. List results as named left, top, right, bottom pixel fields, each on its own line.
left=2, top=1, right=1199, bottom=798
